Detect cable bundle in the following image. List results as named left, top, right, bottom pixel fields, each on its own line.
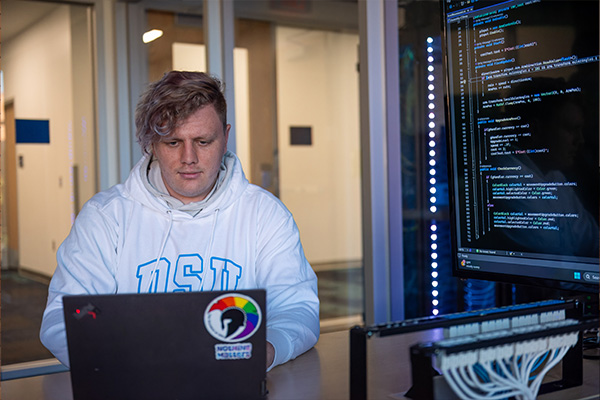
left=436, top=321, right=579, bottom=400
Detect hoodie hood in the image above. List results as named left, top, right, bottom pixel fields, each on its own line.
left=124, top=150, right=249, bottom=218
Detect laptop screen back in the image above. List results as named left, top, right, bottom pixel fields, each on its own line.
left=63, top=290, right=267, bottom=400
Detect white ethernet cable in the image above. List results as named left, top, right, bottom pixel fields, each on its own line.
left=436, top=320, right=579, bottom=400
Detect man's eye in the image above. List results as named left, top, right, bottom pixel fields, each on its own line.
left=167, top=141, right=178, bottom=146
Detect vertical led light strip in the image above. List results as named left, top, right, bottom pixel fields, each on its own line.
left=426, top=36, right=439, bottom=316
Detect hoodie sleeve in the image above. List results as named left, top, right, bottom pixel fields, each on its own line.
left=40, top=199, right=120, bottom=367
left=254, top=201, right=320, bottom=370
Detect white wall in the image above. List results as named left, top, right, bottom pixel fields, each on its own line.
left=276, top=27, right=362, bottom=264
left=3, top=5, right=95, bottom=276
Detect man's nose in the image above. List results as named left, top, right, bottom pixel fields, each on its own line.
left=181, top=142, right=198, bottom=164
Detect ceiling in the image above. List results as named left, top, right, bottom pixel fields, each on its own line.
left=2, top=0, right=61, bottom=42
left=2, top=0, right=360, bottom=45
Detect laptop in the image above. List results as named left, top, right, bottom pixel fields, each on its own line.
left=63, top=290, right=267, bottom=400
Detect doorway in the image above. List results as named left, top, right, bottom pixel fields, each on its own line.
left=3, top=101, right=19, bottom=269
left=1, top=0, right=97, bottom=365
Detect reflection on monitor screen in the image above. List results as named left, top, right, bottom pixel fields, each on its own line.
left=442, top=0, right=599, bottom=293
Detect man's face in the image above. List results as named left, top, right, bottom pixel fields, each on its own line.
left=152, top=105, right=229, bottom=204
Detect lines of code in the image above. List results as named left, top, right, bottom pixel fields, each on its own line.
left=492, top=211, right=579, bottom=231
left=445, top=0, right=599, bottom=257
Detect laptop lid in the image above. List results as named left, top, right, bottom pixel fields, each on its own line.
left=63, top=290, right=267, bottom=400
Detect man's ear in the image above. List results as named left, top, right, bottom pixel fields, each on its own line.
left=225, top=124, right=231, bottom=143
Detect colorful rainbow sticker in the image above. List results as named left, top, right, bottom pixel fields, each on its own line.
left=204, top=293, right=262, bottom=343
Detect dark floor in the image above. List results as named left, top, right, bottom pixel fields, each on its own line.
left=1, top=270, right=54, bottom=365
left=1, top=266, right=363, bottom=365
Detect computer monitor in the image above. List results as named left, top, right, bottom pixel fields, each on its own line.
left=441, top=0, right=599, bottom=294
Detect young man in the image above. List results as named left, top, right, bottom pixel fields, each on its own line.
left=40, top=71, right=320, bottom=370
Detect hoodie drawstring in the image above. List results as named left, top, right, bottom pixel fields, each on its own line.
left=146, top=210, right=174, bottom=293
left=195, top=208, right=220, bottom=291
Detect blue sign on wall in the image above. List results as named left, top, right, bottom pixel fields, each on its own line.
left=16, top=119, right=50, bottom=144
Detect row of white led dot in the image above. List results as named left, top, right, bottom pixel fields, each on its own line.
left=427, top=37, right=440, bottom=316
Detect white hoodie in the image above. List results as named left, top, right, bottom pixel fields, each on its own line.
left=40, top=151, right=320, bottom=370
